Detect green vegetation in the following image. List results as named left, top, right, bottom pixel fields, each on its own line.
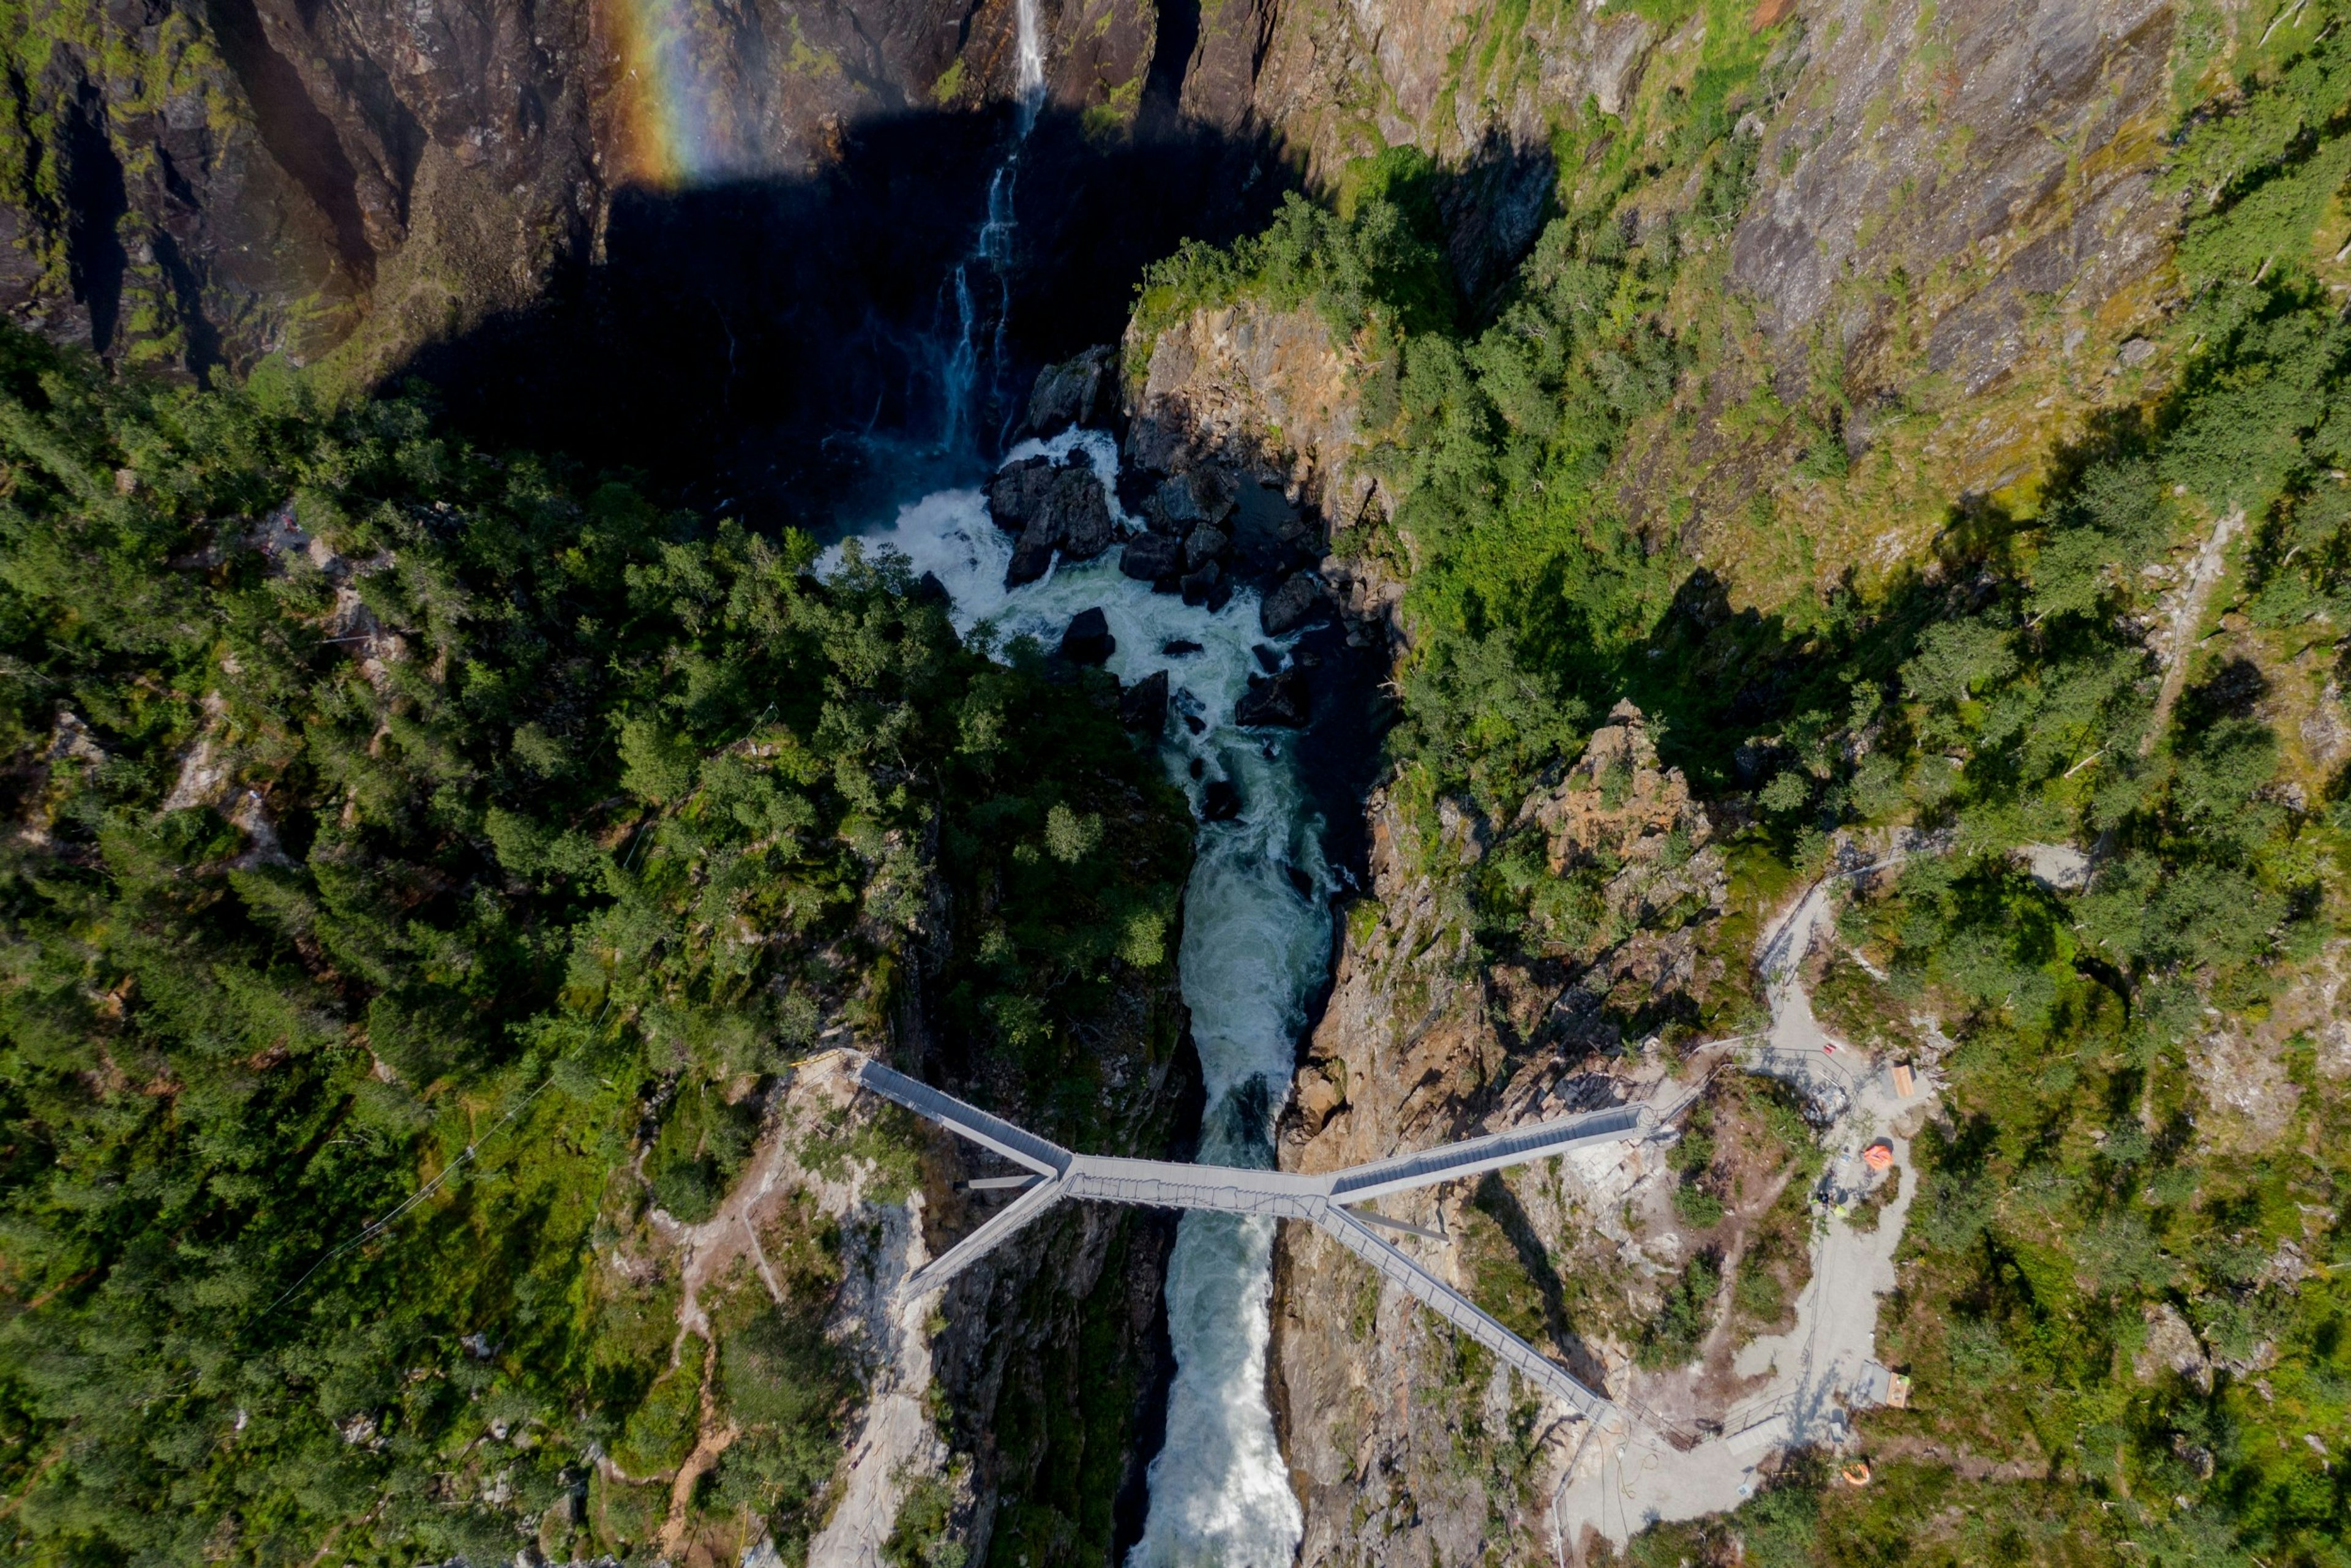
left=0, top=331, right=1191, bottom=1562
left=1146, top=0, right=2351, bottom=1558
left=1669, top=1105, right=1727, bottom=1227
left=1635, top=1250, right=1723, bottom=1371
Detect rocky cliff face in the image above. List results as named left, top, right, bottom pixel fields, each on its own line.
left=1270, top=708, right=1741, bottom=1567
left=1123, top=0, right=2194, bottom=589
left=0, top=0, right=2193, bottom=422
left=0, top=0, right=1163, bottom=382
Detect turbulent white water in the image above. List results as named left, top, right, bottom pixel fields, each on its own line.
left=830, top=429, right=1326, bottom=1567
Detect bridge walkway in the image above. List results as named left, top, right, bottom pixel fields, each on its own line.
left=839, top=1051, right=1657, bottom=1421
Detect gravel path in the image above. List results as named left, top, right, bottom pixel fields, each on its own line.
left=1551, top=862, right=1937, bottom=1556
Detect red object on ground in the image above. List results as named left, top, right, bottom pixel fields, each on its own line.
left=1863, top=1141, right=1895, bottom=1171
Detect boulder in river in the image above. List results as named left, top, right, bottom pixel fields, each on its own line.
left=1059, top=607, right=1116, bottom=666
left=994, top=460, right=1116, bottom=588
left=1119, top=669, right=1169, bottom=733
left=1259, top=571, right=1329, bottom=636
left=1235, top=666, right=1310, bottom=728
left=1201, top=778, right=1242, bottom=821
left=1183, top=524, right=1229, bottom=572
left=1018, top=345, right=1116, bottom=438
left=1180, top=560, right=1228, bottom=610
left=1120, top=533, right=1182, bottom=583
left=1054, top=474, right=1115, bottom=560
left=988, top=458, right=1057, bottom=533
left=1155, top=469, right=1234, bottom=530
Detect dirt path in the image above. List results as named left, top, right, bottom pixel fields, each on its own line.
left=645, top=1061, right=954, bottom=1568
left=658, top=1337, right=739, bottom=1559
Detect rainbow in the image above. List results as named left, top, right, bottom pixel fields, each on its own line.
left=601, top=0, right=743, bottom=187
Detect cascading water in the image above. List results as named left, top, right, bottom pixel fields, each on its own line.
left=828, top=430, right=1326, bottom=1567
left=937, top=0, right=1048, bottom=452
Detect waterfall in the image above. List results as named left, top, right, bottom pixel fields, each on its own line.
left=828, top=430, right=1324, bottom=1568
left=936, top=0, right=1049, bottom=454
left=1012, top=0, right=1045, bottom=103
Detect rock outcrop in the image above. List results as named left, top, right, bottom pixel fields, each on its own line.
left=1731, top=0, right=2178, bottom=400
left=1125, top=298, right=1382, bottom=538
left=1270, top=707, right=1731, bottom=1566
left=1019, top=343, right=1119, bottom=437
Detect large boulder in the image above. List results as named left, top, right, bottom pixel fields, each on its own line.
left=1260, top=571, right=1329, bottom=636
left=1119, top=669, right=1169, bottom=733
left=1201, top=778, right=1243, bottom=821
left=1121, top=533, right=1183, bottom=582
left=1235, top=667, right=1310, bottom=728
left=1155, top=469, right=1235, bottom=531
left=1006, top=529, right=1058, bottom=588
left=1059, top=607, right=1116, bottom=666
left=988, top=457, right=1058, bottom=535
left=1019, top=346, right=1117, bottom=438
left=1053, top=473, right=1116, bottom=561
left=1183, top=525, right=1229, bottom=572
left=992, top=459, right=1117, bottom=588
left=1180, top=561, right=1229, bottom=611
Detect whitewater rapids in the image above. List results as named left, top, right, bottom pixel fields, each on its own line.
left=830, top=427, right=1327, bottom=1567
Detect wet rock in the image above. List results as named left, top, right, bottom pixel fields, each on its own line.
left=1201, top=778, right=1242, bottom=821
left=1005, top=532, right=1057, bottom=588
left=914, top=571, right=952, bottom=606
left=1121, top=533, right=1183, bottom=582
left=1156, top=469, right=1234, bottom=530
left=1253, top=643, right=1282, bottom=672
left=1235, top=667, right=1310, bottom=728
left=1116, top=464, right=1164, bottom=519
left=1183, top=524, right=1229, bottom=571
left=1179, top=561, right=1229, bottom=611
left=1161, top=638, right=1204, bottom=656
left=1019, top=345, right=1117, bottom=437
left=998, top=462, right=1115, bottom=588
left=988, top=457, right=1057, bottom=533
left=1259, top=571, right=1329, bottom=636
left=1059, top=607, right=1116, bottom=666
left=1052, top=471, right=1116, bottom=561
left=1119, top=669, right=1169, bottom=733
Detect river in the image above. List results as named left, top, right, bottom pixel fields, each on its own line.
left=833, top=426, right=1325, bottom=1566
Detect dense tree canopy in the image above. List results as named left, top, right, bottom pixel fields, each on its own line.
left=0, top=335, right=1190, bottom=1563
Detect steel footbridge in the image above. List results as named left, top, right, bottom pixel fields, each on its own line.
left=836, top=1052, right=1657, bottom=1420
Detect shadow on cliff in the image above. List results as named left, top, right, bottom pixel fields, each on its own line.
left=393, top=105, right=1285, bottom=525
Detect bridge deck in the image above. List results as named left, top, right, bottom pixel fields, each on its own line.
left=1330, top=1104, right=1650, bottom=1202
left=834, top=1051, right=1650, bottom=1419
left=1065, top=1155, right=1328, bottom=1217
left=847, top=1054, right=1072, bottom=1176
left=1314, top=1205, right=1610, bottom=1418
